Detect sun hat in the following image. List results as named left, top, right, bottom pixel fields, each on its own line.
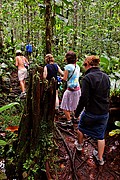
left=16, top=50, right=22, bottom=53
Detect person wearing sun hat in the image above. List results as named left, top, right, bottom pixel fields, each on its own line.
left=74, top=55, right=110, bottom=165
left=15, top=50, right=29, bottom=98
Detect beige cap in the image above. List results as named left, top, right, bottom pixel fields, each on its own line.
left=16, top=50, right=22, bottom=54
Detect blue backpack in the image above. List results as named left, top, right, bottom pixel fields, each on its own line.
left=26, top=44, right=32, bottom=53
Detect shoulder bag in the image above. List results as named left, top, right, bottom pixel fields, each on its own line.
left=63, top=64, right=76, bottom=90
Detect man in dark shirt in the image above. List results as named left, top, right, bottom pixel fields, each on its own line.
left=74, top=55, right=110, bottom=165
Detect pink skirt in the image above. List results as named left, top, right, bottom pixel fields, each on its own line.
left=60, top=89, right=81, bottom=111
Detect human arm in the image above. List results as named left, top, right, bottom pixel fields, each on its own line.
left=75, top=77, right=90, bottom=118
left=15, top=57, right=18, bottom=67
left=61, top=70, right=68, bottom=81
left=57, top=65, right=64, bottom=76
left=43, top=66, right=47, bottom=79
left=24, top=57, right=29, bottom=64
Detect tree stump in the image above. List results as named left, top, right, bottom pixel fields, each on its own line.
left=6, top=65, right=57, bottom=179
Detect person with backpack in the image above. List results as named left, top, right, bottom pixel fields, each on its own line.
left=26, top=42, right=33, bottom=57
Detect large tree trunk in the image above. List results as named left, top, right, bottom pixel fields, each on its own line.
left=45, top=0, right=52, bottom=54
left=73, top=0, right=78, bottom=50
left=6, top=66, right=57, bottom=179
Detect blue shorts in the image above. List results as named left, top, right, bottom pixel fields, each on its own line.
left=78, top=111, right=109, bottom=140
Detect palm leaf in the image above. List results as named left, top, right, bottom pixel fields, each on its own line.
left=0, top=102, right=19, bottom=113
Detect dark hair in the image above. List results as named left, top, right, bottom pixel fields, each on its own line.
left=65, top=51, right=77, bottom=64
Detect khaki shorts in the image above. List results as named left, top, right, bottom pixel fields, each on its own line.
left=18, top=68, right=27, bottom=81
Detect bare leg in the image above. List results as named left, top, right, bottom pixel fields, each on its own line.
left=55, top=90, right=59, bottom=109
left=20, top=80, right=25, bottom=93
left=23, top=80, right=26, bottom=91
left=98, top=139, right=105, bottom=160
left=64, top=110, right=71, bottom=121
left=77, top=130, right=84, bottom=144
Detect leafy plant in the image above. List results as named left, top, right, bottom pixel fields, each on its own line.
left=0, top=102, right=19, bottom=113
left=109, top=121, right=120, bottom=136
left=110, top=88, right=120, bottom=98
left=100, top=54, right=120, bottom=75
left=0, top=140, right=7, bottom=146
left=0, top=102, right=21, bottom=159
left=0, top=102, right=21, bottom=130
left=0, top=130, right=18, bottom=159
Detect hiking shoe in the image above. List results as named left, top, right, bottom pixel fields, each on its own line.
left=72, top=117, right=79, bottom=124
left=74, top=140, right=83, bottom=151
left=60, top=121, right=68, bottom=126
left=93, top=149, right=104, bottom=165
left=55, top=109, right=59, bottom=115
left=66, top=120, right=73, bottom=126
left=61, top=120, right=73, bottom=127
left=19, top=92, right=26, bottom=98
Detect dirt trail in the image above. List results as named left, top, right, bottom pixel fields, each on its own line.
left=53, top=113, right=120, bottom=179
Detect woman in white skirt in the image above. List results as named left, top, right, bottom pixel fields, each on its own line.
left=60, top=51, right=81, bottom=126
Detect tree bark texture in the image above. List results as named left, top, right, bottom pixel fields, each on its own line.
left=14, top=66, right=56, bottom=178
left=45, top=0, right=52, bottom=54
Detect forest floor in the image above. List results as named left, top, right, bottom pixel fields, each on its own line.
left=0, top=70, right=120, bottom=180
left=52, top=112, right=120, bottom=180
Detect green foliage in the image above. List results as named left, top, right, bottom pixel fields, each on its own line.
left=109, top=129, right=120, bottom=136
left=0, top=102, right=21, bottom=131
left=0, top=101, right=23, bottom=132
left=100, top=54, right=120, bottom=74
left=109, top=121, right=120, bottom=136
left=115, top=121, right=120, bottom=127
left=0, top=140, right=7, bottom=146
left=23, top=155, right=40, bottom=179
left=0, top=131, right=18, bottom=159
left=0, top=102, right=19, bottom=113
left=1, top=0, right=119, bottom=62
left=99, top=53, right=120, bottom=96
left=22, top=131, right=58, bottom=179
left=0, top=57, right=16, bottom=78
left=110, top=88, right=120, bottom=97
left=0, top=113, right=21, bottom=130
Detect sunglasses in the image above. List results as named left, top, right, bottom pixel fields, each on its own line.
left=83, top=63, right=87, bottom=67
